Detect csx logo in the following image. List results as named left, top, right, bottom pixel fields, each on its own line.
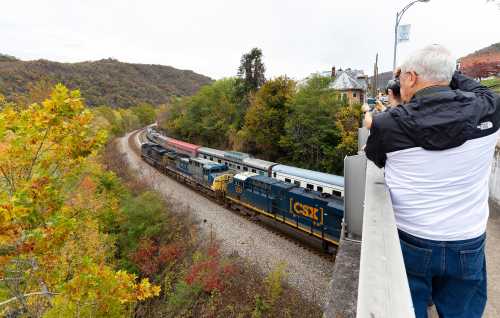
left=293, top=202, right=319, bottom=222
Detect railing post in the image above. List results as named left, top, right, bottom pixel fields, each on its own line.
left=343, top=154, right=367, bottom=240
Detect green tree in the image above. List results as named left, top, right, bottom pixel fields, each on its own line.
left=159, top=78, right=241, bottom=149
left=279, top=75, right=343, bottom=173
left=237, top=48, right=266, bottom=94
left=237, top=76, right=296, bottom=160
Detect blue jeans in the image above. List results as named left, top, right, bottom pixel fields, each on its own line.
left=398, top=230, right=487, bottom=318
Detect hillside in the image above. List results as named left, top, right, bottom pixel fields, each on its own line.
left=0, top=56, right=213, bottom=107
left=459, top=42, right=500, bottom=79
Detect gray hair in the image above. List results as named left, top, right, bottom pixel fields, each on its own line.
left=400, top=44, right=455, bottom=83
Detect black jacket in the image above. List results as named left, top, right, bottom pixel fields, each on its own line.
left=365, top=72, right=500, bottom=168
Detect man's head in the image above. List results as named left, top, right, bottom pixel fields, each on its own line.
left=399, top=44, right=455, bottom=103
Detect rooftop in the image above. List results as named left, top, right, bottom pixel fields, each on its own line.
left=329, top=69, right=368, bottom=91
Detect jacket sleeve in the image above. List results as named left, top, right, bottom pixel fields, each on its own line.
left=365, top=117, right=387, bottom=168
left=450, top=71, right=498, bottom=120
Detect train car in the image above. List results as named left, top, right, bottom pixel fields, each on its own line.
left=271, top=164, right=344, bottom=197
left=198, top=147, right=226, bottom=163
left=148, top=132, right=345, bottom=197
left=141, top=142, right=169, bottom=166
left=165, top=138, right=200, bottom=158
left=198, top=147, right=276, bottom=175
left=242, top=157, right=276, bottom=176
left=187, top=157, right=229, bottom=186
left=225, top=172, right=344, bottom=247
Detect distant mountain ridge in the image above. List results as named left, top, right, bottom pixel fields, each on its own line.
left=0, top=55, right=213, bottom=107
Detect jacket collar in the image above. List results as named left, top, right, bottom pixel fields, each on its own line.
left=413, top=85, right=451, bottom=100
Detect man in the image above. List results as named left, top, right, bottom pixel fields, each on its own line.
left=364, top=44, right=500, bottom=318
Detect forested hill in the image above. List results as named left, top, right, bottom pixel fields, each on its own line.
left=459, top=42, right=500, bottom=78
left=0, top=54, right=213, bottom=107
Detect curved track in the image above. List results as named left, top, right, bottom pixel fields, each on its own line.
left=130, top=129, right=336, bottom=260
left=122, top=129, right=336, bottom=306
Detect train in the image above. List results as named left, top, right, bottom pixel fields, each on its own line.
left=145, top=126, right=345, bottom=197
left=141, top=137, right=344, bottom=250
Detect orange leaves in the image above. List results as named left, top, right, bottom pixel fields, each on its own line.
left=130, top=239, right=184, bottom=277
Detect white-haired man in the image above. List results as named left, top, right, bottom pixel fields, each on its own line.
left=365, top=44, right=499, bottom=318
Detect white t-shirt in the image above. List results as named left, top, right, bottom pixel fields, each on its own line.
left=385, top=131, right=499, bottom=241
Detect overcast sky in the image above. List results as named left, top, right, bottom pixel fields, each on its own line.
left=1, top=0, right=499, bottom=80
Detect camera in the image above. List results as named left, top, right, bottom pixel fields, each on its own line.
left=385, top=77, right=401, bottom=98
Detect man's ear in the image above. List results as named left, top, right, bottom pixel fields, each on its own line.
left=409, top=71, right=418, bottom=87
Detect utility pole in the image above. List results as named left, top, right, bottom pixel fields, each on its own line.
left=372, top=53, right=379, bottom=97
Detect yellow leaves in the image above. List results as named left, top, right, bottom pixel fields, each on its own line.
left=135, top=278, right=161, bottom=301
left=0, top=85, right=162, bottom=316
left=43, top=265, right=161, bottom=317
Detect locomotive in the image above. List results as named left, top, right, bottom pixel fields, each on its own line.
left=141, top=141, right=344, bottom=250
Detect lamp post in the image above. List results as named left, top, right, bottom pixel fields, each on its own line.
left=392, top=0, right=430, bottom=71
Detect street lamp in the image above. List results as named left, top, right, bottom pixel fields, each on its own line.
left=392, top=0, right=430, bottom=71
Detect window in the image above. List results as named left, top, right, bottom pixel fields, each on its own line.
left=273, top=172, right=277, bottom=178
left=353, top=92, right=357, bottom=97
left=237, top=166, right=241, bottom=170
left=210, top=157, right=213, bottom=161
left=294, top=181, right=300, bottom=186
left=317, top=186, right=323, bottom=192
left=333, top=190, right=342, bottom=197
left=252, top=169, right=256, bottom=173
left=243, top=167, right=248, bottom=171
left=218, top=160, right=222, bottom=163
left=204, top=155, right=207, bottom=159
left=285, top=178, right=291, bottom=183
left=306, top=184, right=314, bottom=190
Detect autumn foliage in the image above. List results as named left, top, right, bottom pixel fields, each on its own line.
left=1, top=83, right=323, bottom=317
left=0, top=85, right=159, bottom=317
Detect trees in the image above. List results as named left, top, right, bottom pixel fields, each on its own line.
left=0, top=84, right=159, bottom=316
left=237, top=77, right=296, bottom=160
left=159, top=78, right=241, bottom=149
left=235, top=48, right=266, bottom=112
left=237, top=48, right=266, bottom=95
left=279, top=75, right=342, bottom=172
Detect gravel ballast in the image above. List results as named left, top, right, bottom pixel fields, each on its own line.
left=119, top=131, right=335, bottom=306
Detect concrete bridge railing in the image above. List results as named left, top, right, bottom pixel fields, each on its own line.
left=324, top=128, right=414, bottom=318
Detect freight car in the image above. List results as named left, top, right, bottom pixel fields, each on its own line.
left=140, top=142, right=344, bottom=250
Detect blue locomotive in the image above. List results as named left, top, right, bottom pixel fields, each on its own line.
left=226, top=172, right=343, bottom=247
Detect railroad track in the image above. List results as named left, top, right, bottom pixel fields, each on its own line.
left=127, top=128, right=335, bottom=263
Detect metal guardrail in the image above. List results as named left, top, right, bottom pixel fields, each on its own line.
left=356, top=161, right=415, bottom=318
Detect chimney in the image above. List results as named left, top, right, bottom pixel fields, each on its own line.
left=331, top=66, right=336, bottom=78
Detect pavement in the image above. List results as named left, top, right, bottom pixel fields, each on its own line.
left=484, top=200, right=500, bottom=318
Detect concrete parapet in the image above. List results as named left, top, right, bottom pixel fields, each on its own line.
left=323, top=239, right=361, bottom=318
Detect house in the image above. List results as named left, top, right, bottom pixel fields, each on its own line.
left=329, top=68, right=368, bottom=105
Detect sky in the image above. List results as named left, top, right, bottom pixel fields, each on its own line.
left=1, top=0, right=499, bottom=80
